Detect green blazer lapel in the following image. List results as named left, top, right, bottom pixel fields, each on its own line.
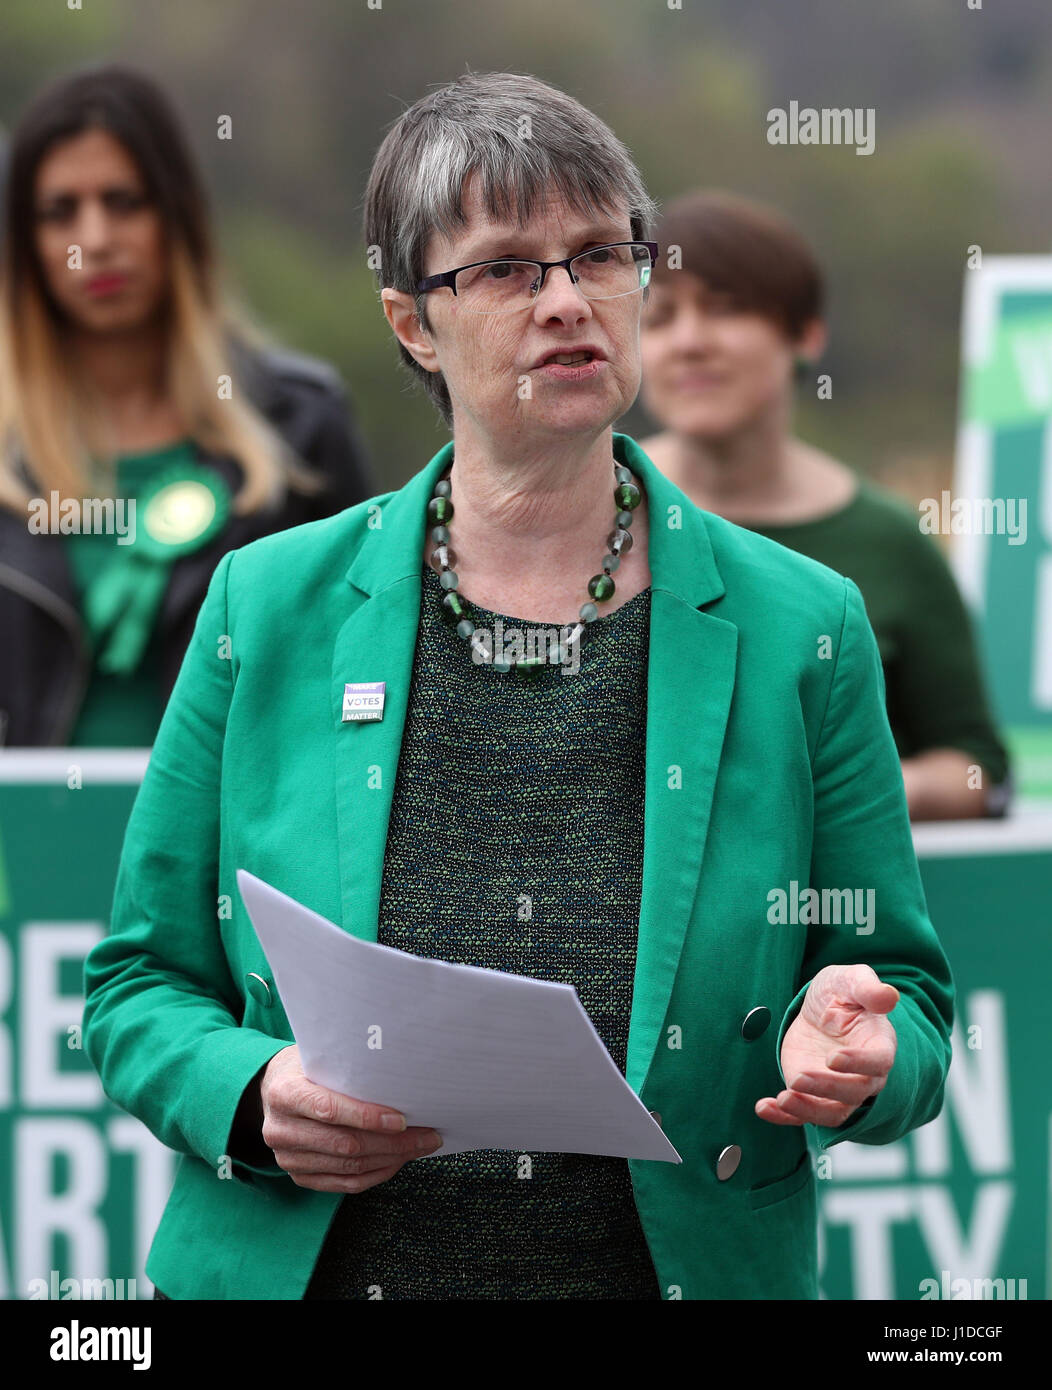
left=327, top=433, right=738, bottom=1107
left=614, top=436, right=739, bottom=1096
left=330, top=442, right=453, bottom=942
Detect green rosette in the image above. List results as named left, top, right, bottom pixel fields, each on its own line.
left=82, top=464, right=231, bottom=676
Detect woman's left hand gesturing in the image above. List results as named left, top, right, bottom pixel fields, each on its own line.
left=755, top=964, right=899, bottom=1127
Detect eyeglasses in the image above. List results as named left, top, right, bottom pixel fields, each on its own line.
left=416, top=241, right=659, bottom=315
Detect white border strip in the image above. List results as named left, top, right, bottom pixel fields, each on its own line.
left=0, top=749, right=151, bottom=782
left=951, top=420, right=993, bottom=611
left=911, top=807, right=1052, bottom=856
left=959, top=257, right=1052, bottom=370
left=952, top=256, right=1052, bottom=605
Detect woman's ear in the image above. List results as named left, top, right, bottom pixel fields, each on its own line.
left=381, top=288, right=442, bottom=374
left=794, top=316, right=828, bottom=365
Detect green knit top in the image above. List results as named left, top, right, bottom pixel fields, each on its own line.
left=744, top=479, right=1010, bottom=790
left=304, top=559, right=662, bottom=1301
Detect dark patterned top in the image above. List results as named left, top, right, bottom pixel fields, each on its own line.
left=304, top=560, right=660, bottom=1300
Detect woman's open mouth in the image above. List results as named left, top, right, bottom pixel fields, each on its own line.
left=536, top=350, right=607, bottom=381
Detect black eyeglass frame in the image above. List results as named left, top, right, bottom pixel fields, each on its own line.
left=415, top=241, right=660, bottom=305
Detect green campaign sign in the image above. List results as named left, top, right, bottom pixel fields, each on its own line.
left=0, top=753, right=174, bottom=1302
left=816, top=818, right=1050, bottom=1301
left=965, top=308, right=1052, bottom=431
left=954, top=258, right=1052, bottom=798
left=1, top=756, right=1048, bottom=1300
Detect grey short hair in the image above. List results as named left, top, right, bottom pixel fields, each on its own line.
left=363, top=71, right=659, bottom=428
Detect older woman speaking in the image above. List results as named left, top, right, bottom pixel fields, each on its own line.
left=83, top=72, right=953, bottom=1301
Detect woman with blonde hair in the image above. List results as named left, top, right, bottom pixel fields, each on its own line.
left=0, top=64, right=373, bottom=746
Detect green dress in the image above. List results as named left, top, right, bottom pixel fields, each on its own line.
left=744, top=479, right=1010, bottom=791
left=303, top=561, right=662, bottom=1300
left=65, top=440, right=197, bottom=747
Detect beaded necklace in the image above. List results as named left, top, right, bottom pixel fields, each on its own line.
left=426, top=459, right=642, bottom=676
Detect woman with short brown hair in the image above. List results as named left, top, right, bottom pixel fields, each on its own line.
left=640, top=190, right=1010, bottom=819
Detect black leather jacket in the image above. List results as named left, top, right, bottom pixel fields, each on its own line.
left=0, top=343, right=375, bottom=746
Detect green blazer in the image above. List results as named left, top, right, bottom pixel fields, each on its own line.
left=82, top=432, right=954, bottom=1300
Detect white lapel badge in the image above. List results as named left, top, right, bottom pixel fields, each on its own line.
left=342, top=680, right=386, bottom=723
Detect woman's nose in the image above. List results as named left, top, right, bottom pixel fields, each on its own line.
left=75, top=200, right=116, bottom=254
left=667, top=308, right=718, bottom=353
left=533, top=266, right=592, bottom=320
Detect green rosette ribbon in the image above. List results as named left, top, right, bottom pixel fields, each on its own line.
left=82, top=464, right=231, bottom=675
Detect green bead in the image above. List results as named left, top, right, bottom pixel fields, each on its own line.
left=614, top=481, right=641, bottom=511
left=515, top=656, right=545, bottom=680
left=456, top=618, right=475, bottom=639
left=427, top=496, right=453, bottom=526
left=588, top=573, right=615, bottom=602
left=493, top=656, right=513, bottom=673
left=579, top=601, right=598, bottom=622
left=442, top=591, right=465, bottom=618
left=601, top=553, right=620, bottom=574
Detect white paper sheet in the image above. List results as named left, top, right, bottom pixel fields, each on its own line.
left=236, top=869, right=681, bottom=1163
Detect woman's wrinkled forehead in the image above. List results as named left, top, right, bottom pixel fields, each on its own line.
left=423, top=171, right=632, bottom=269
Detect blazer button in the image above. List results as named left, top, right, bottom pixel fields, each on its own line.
left=716, top=1144, right=742, bottom=1181
left=648, top=1110, right=662, bottom=1128
left=245, top=972, right=273, bottom=1007
left=741, top=1006, right=771, bottom=1041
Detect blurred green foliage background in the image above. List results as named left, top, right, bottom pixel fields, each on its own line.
left=2, top=0, right=1050, bottom=496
